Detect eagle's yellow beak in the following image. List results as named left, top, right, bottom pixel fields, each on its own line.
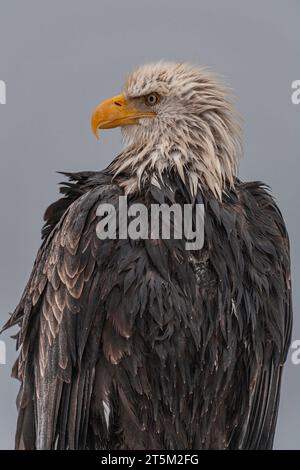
left=91, top=94, right=155, bottom=139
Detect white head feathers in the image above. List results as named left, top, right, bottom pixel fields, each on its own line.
left=110, top=62, right=242, bottom=199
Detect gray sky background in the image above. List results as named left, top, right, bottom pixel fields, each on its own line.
left=0, top=0, right=299, bottom=449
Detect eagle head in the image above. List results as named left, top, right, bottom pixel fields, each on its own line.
left=91, top=62, right=241, bottom=198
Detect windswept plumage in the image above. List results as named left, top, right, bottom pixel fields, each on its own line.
left=3, top=62, right=292, bottom=449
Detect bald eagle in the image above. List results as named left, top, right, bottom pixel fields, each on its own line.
left=3, top=62, right=292, bottom=450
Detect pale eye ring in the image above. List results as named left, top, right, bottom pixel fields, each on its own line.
left=144, top=93, right=159, bottom=106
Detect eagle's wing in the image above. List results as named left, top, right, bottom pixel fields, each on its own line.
left=3, top=173, right=120, bottom=449
left=3, top=175, right=292, bottom=450
left=228, top=183, right=292, bottom=449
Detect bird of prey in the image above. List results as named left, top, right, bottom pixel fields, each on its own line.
left=3, top=62, right=292, bottom=450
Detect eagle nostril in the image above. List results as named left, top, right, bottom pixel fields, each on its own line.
left=114, top=100, right=122, bottom=107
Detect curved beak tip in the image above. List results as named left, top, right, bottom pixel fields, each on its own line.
left=91, top=113, right=100, bottom=140
left=93, top=127, right=99, bottom=140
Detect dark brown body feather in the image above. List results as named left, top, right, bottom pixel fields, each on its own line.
left=3, top=169, right=292, bottom=449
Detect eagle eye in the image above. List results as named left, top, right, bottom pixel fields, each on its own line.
left=144, top=93, right=160, bottom=106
